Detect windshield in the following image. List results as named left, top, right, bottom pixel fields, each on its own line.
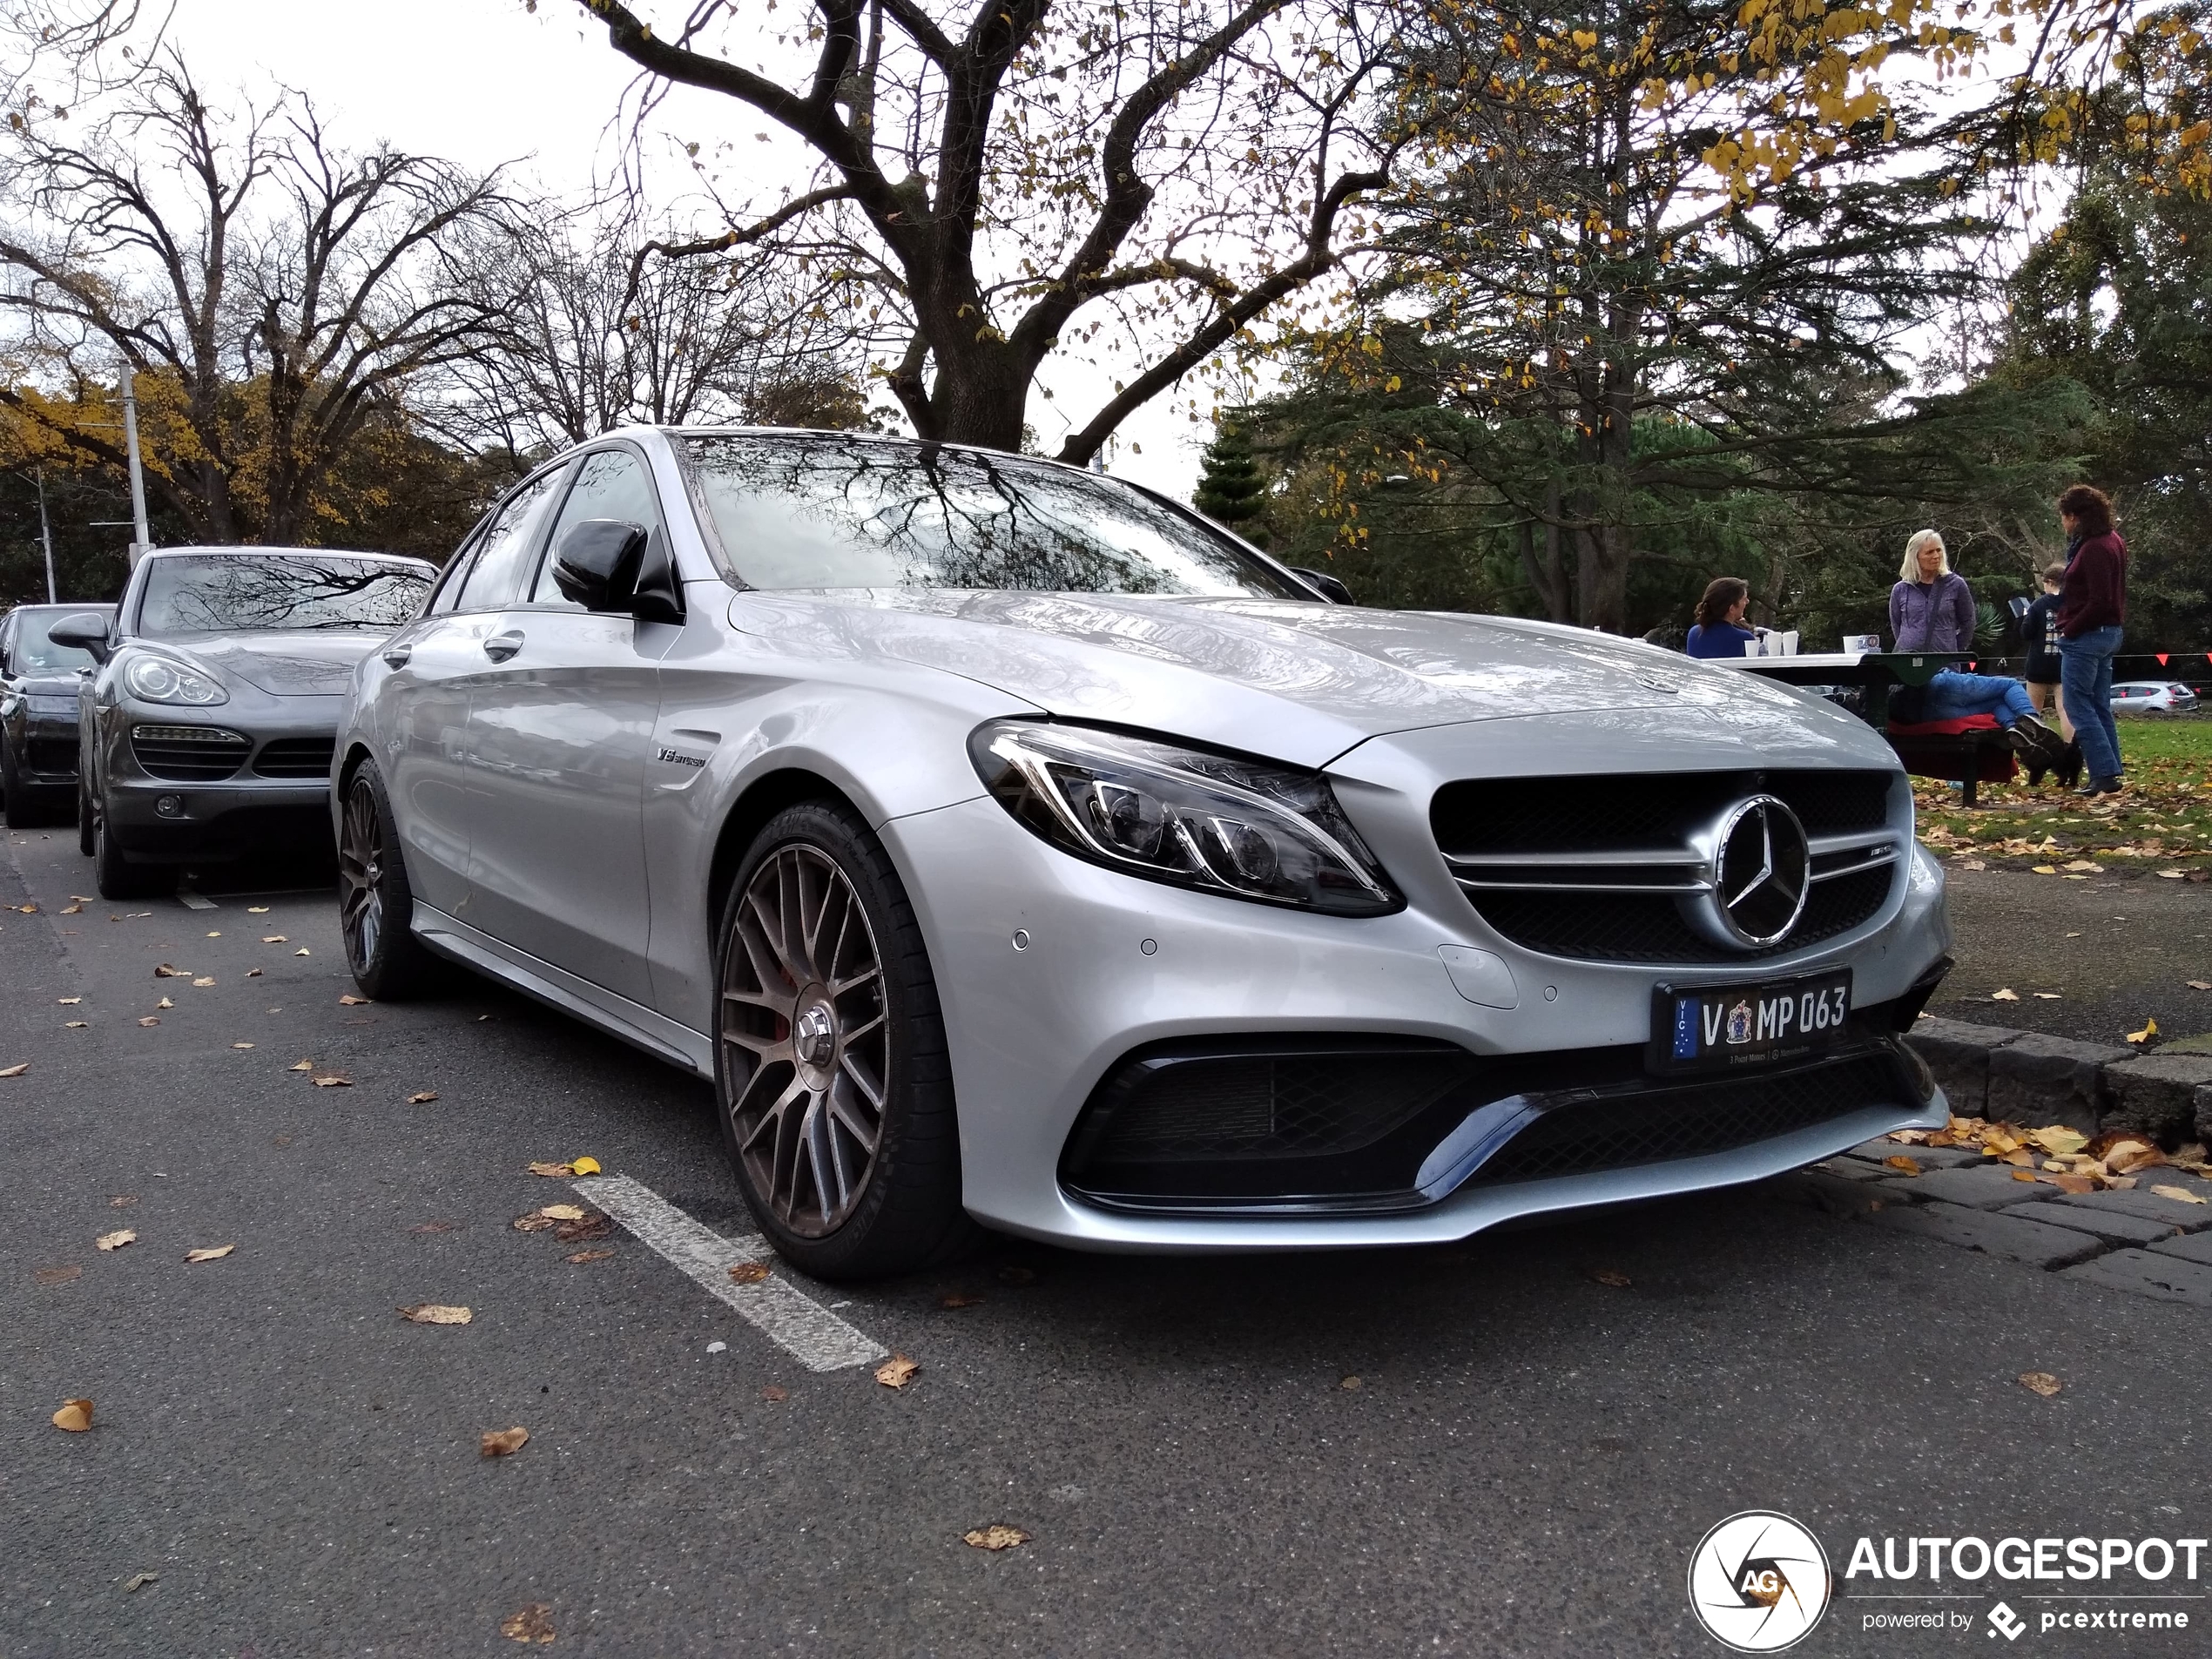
left=11, top=613, right=102, bottom=673
left=136, top=555, right=432, bottom=636
left=678, top=433, right=1308, bottom=598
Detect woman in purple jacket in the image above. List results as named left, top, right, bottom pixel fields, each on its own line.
left=2054, top=484, right=2128, bottom=796
left=1887, top=529, right=2067, bottom=766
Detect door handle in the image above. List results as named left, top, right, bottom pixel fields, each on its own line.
left=381, top=643, right=413, bottom=669
left=482, top=631, right=524, bottom=663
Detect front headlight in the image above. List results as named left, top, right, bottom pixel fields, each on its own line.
left=969, top=719, right=1401, bottom=915
left=125, top=655, right=228, bottom=706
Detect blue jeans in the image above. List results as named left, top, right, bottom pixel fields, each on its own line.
left=2059, top=624, right=2124, bottom=784
left=1919, top=669, right=2034, bottom=726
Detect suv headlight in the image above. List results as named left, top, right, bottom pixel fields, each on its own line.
left=969, top=720, right=1401, bottom=915
left=125, top=655, right=227, bottom=706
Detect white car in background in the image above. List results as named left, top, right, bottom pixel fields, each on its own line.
left=2109, top=681, right=2200, bottom=713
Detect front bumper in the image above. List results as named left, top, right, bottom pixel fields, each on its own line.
left=886, top=789, right=1952, bottom=1251
left=100, top=698, right=340, bottom=863
left=11, top=707, right=82, bottom=788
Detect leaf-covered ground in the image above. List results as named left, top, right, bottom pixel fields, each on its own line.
left=1913, top=714, right=2212, bottom=880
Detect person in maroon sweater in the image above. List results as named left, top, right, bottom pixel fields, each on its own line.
left=2055, top=484, right=2128, bottom=795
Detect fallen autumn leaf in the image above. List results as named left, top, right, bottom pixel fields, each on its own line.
left=51, top=1399, right=92, bottom=1432
left=406, top=1090, right=438, bottom=1103
left=191, top=976, right=215, bottom=988
left=0, top=1062, right=27, bottom=1077
left=760, top=1385, right=789, bottom=1401
left=569, top=1155, right=602, bottom=1175
left=1591, top=1268, right=1632, bottom=1286
left=94, top=1230, right=134, bottom=1251
left=1990, top=988, right=2020, bottom=1001
left=728, top=1260, right=770, bottom=1285
left=499, top=1604, right=555, bottom=1644
left=311, top=1075, right=351, bottom=1088
left=2127, top=1018, right=2159, bottom=1045
left=526, top=1161, right=572, bottom=1177
left=2019, top=1371, right=2062, bottom=1398
left=1884, top=1154, right=1921, bottom=1175
left=34, top=1264, right=82, bottom=1285
left=121, top=1572, right=157, bottom=1592
left=480, top=1426, right=529, bottom=1458
left=288, top=1059, right=314, bottom=1071
left=962, top=1525, right=1030, bottom=1551
left=938, top=1292, right=983, bottom=1309
left=184, top=1244, right=235, bottom=1263
left=338, top=995, right=371, bottom=1006
left=565, top=1248, right=613, bottom=1264
left=875, top=1352, right=920, bottom=1388
left=396, top=1304, right=472, bottom=1325
left=136, top=1017, right=158, bottom=1028
left=2150, top=1184, right=2209, bottom=1205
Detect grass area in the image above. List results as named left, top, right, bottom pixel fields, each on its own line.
left=1913, top=713, right=2212, bottom=875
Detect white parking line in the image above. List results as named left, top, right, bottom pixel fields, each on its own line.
left=570, top=1174, right=886, bottom=1372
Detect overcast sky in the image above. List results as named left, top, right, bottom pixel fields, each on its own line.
left=160, top=0, right=1213, bottom=497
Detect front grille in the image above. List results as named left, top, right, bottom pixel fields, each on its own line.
left=132, top=725, right=251, bottom=781
left=1433, top=769, right=1900, bottom=963
left=252, top=737, right=336, bottom=779
left=1468, top=862, right=1895, bottom=964
left=1462, top=1050, right=1911, bottom=1186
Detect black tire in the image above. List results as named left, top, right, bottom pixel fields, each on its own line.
left=77, top=767, right=95, bottom=856
left=338, top=759, right=447, bottom=1001
left=713, top=799, right=974, bottom=1281
left=91, top=773, right=174, bottom=899
left=0, top=741, right=34, bottom=828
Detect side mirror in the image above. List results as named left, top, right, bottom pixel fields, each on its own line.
left=552, top=519, right=649, bottom=612
left=47, top=610, right=113, bottom=664
left=1290, top=565, right=1354, bottom=606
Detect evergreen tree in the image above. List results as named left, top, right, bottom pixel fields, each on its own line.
left=1192, top=426, right=1267, bottom=530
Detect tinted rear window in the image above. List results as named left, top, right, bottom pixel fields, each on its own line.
left=138, top=556, right=432, bottom=635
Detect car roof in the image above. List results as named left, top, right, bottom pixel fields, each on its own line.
left=137, top=544, right=431, bottom=565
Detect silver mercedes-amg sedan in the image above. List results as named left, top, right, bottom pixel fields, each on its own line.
left=336, top=428, right=1952, bottom=1278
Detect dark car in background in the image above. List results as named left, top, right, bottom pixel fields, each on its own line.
left=1, top=601, right=116, bottom=829
left=57, top=546, right=435, bottom=897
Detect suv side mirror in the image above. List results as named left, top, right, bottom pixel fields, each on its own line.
left=1290, top=566, right=1354, bottom=605
left=47, top=610, right=113, bottom=664
left=552, top=520, right=650, bottom=612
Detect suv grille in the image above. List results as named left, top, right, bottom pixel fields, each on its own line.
left=132, top=725, right=251, bottom=781
left=1461, top=1050, right=1910, bottom=1186
left=252, top=737, right=336, bottom=779
left=1433, top=770, right=1901, bottom=963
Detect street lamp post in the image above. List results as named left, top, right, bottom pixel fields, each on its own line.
left=121, top=367, right=152, bottom=563
left=34, top=467, right=56, bottom=602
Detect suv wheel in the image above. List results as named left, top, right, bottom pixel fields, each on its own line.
left=714, top=800, right=973, bottom=1280
left=338, top=759, right=446, bottom=1000
left=91, top=772, right=173, bottom=899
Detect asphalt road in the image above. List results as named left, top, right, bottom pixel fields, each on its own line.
left=5, top=824, right=2209, bottom=1658
left=1928, top=864, right=2212, bottom=1047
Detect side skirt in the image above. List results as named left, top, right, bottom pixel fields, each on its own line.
left=410, top=902, right=713, bottom=1078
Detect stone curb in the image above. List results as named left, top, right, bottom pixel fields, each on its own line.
left=1905, top=1015, right=2212, bottom=1143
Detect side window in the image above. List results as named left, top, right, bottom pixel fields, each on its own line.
left=427, top=524, right=489, bottom=616
left=529, top=448, right=667, bottom=607
left=452, top=468, right=566, bottom=614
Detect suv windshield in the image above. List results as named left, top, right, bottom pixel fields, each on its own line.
left=137, top=555, right=432, bottom=635
left=11, top=613, right=102, bottom=673
left=678, top=433, right=1308, bottom=598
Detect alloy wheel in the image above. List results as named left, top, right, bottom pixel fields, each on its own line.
left=338, top=780, right=384, bottom=968
left=720, top=843, right=888, bottom=1238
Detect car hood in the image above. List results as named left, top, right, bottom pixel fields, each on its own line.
left=727, top=589, right=1861, bottom=767
left=149, top=631, right=384, bottom=696
left=16, top=675, right=86, bottom=698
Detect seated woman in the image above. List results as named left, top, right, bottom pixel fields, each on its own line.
left=1685, top=577, right=1762, bottom=658
left=1886, top=529, right=2069, bottom=767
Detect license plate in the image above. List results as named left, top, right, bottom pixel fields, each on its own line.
left=1650, top=971, right=1852, bottom=1073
